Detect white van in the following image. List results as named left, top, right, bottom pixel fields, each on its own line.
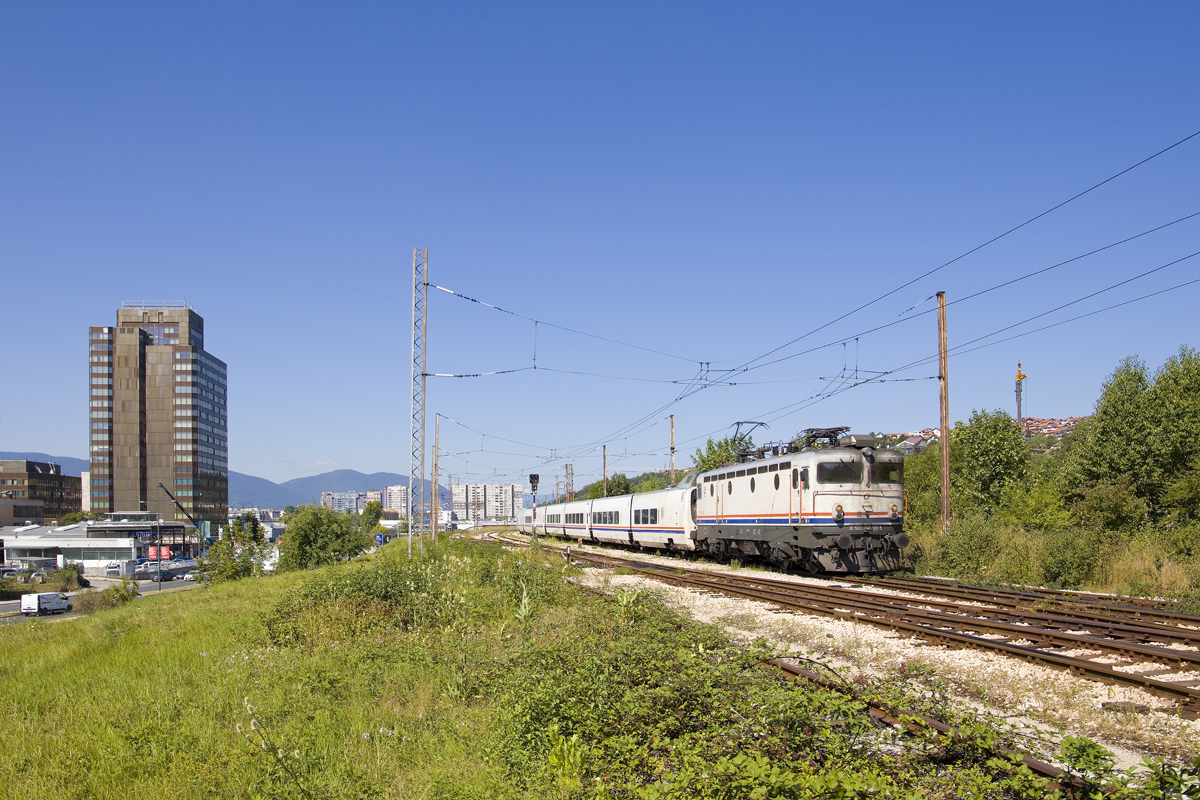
left=21, top=592, right=72, bottom=616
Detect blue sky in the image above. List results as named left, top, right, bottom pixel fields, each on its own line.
left=2, top=2, right=1198, bottom=487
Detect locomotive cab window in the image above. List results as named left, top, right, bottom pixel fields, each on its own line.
left=870, top=462, right=904, bottom=484
left=817, top=461, right=864, bottom=484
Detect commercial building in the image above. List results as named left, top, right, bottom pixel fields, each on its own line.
left=2, top=512, right=194, bottom=575
left=450, top=483, right=524, bottom=521
left=0, top=461, right=81, bottom=522
left=0, top=499, right=45, bottom=526
left=88, top=304, right=227, bottom=530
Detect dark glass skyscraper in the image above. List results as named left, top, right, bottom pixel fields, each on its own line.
left=88, top=304, right=227, bottom=527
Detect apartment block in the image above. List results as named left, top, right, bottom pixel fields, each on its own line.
left=329, top=491, right=360, bottom=514
left=384, top=484, right=408, bottom=515
left=450, top=483, right=524, bottom=521
left=88, top=304, right=228, bottom=527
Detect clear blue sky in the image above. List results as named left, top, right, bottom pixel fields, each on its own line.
left=2, top=2, right=1198, bottom=488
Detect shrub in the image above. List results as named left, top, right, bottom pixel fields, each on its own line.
left=1039, top=527, right=1107, bottom=589
left=1071, top=477, right=1147, bottom=534
left=73, top=579, right=139, bottom=613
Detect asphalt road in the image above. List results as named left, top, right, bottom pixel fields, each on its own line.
left=0, top=579, right=199, bottom=626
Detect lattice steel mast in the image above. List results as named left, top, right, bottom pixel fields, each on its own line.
left=408, top=248, right=429, bottom=556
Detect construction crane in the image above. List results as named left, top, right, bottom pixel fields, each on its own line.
left=158, top=482, right=204, bottom=557
left=1015, top=362, right=1027, bottom=436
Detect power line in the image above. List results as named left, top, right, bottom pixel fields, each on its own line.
left=714, top=207, right=1200, bottom=379
left=721, top=127, right=1200, bottom=376
left=431, top=283, right=701, bottom=364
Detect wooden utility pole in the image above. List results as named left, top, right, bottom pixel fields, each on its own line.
left=937, top=291, right=951, bottom=533
left=431, top=414, right=440, bottom=543
left=670, top=414, right=676, bottom=486
left=603, top=445, right=607, bottom=497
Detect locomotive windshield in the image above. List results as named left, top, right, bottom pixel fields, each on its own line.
left=816, top=461, right=863, bottom=484
left=870, top=461, right=904, bottom=484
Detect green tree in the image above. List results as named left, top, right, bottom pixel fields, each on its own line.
left=237, top=511, right=264, bottom=545
left=1163, top=461, right=1200, bottom=524
left=633, top=473, right=669, bottom=493
left=277, top=504, right=371, bottom=571
left=201, top=519, right=262, bottom=582
left=1064, top=347, right=1200, bottom=516
left=1148, top=346, right=1200, bottom=485
left=587, top=473, right=632, bottom=499
left=900, top=443, right=943, bottom=527
left=1065, top=356, right=1156, bottom=500
left=57, top=510, right=98, bottom=525
left=692, top=436, right=752, bottom=472
left=950, top=409, right=1028, bottom=510
left=361, top=500, right=383, bottom=532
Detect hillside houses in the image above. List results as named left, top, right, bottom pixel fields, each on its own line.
left=1021, top=417, right=1085, bottom=440
left=877, top=417, right=1085, bottom=457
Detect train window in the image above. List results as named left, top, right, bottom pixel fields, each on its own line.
left=779, top=462, right=791, bottom=469
left=709, top=484, right=714, bottom=496
left=870, top=462, right=904, bottom=484
left=749, top=477, right=755, bottom=492
left=650, top=509, right=657, bottom=524
left=817, top=461, right=864, bottom=484
left=736, top=469, right=746, bottom=477
left=792, top=468, right=799, bottom=489
left=774, top=474, right=780, bottom=490
left=768, top=464, right=778, bottom=471
left=703, top=476, right=710, bottom=483
left=727, top=481, right=732, bottom=494
left=758, top=466, right=768, bottom=474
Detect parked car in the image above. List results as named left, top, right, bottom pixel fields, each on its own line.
left=150, top=572, right=173, bottom=582
left=182, top=571, right=198, bottom=581
left=21, top=592, right=72, bottom=616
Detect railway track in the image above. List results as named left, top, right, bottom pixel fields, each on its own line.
left=538, top=543, right=1200, bottom=718
left=844, top=574, right=1200, bottom=629
left=550, top=543, right=1079, bottom=788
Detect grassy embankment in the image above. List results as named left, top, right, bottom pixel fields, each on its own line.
left=1, top=537, right=1193, bottom=799
left=905, top=514, right=1200, bottom=608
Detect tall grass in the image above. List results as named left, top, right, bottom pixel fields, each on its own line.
left=2, top=537, right=1191, bottom=798
left=908, top=512, right=1200, bottom=607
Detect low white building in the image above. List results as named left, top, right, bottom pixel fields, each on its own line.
left=1, top=513, right=196, bottom=576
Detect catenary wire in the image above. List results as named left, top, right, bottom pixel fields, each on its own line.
left=431, top=284, right=700, bottom=363
left=718, top=127, right=1200, bottom=376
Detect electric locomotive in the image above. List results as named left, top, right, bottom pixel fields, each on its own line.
left=518, top=427, right=909, bottom=573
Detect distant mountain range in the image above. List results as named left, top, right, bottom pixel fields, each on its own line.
left=0, top=452, right=448, bottom=509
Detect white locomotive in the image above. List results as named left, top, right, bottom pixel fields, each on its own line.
left=517, top=427, right=909, bottom=573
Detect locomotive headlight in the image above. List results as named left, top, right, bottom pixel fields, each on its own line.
left=833, top=504, right=844, bottom=522
left=889, top=504, right=899, bottom=520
